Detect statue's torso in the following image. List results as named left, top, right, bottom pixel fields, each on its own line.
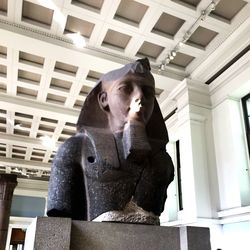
left=81, top=129, right=170, bottom=221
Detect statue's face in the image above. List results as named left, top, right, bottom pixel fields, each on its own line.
left=102, top=73, right=155, bottom=131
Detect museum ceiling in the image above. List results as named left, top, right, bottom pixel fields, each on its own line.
left=0, top=0, right=249, bottom=182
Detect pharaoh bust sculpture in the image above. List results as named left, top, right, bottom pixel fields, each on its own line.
left=47, top=58, right=174, bottom=225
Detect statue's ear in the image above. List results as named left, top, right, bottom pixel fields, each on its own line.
left=98, top=91, right=109, bottom=112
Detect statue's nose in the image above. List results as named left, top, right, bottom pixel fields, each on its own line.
left=133, top=86, right=144, bottom=103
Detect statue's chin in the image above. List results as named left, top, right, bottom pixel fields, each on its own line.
left=122, top=122, right=151, bottom=162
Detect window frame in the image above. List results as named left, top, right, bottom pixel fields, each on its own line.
left=242, top=93, right=250, bottom=158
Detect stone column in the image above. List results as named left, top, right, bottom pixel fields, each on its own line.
left=0, top=174, right=17, bottom=250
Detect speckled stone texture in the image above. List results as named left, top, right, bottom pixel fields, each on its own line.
left=71, top=221, right=180, bottom=250
left=186, top=226, right=211, bottom=250
left=33, top=217, right=71, bottom=250
left=26, top=217, right=211, bottom=250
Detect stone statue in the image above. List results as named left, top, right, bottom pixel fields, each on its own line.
left=47, top=58, right=174, bottom=225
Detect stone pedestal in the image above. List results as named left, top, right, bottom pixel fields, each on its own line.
left=0, top=174, right=17, bottom=250
left=25, top=217, right=211, bottom=250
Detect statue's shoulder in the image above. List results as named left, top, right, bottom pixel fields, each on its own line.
left=54, top=133, right=89, bottom=160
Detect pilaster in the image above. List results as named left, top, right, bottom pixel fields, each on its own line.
left=0, top=174, right=17, bottom=250
left=166, top=79, right=218, bottom=221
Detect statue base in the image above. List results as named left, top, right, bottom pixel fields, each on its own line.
left=24, top=217, right=211, bottom=250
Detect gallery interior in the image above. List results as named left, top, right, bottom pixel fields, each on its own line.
left=0, top=0, right=250, bottom=249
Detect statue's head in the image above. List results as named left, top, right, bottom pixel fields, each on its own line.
left=77, top=58, right=168, bottom=143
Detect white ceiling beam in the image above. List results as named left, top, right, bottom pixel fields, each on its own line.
left=0, top=156, right=51, bottom=171
left=0, top=93, right=79, bottom=124
left=0, top=133, right=60, bottom=151
left=14, top=178, right=49, bottom=198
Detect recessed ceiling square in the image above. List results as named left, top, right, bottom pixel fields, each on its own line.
left=0, top=46, right=7, bottom=57
left=0, top=143, right=6, bottom=151
left=175, top=0, right=201, bottom=7
left=211, top=0, right=247, bottom=21
left=65, top=122, right=76, bottom=128
left=18, top=69, right=41, bottom=84
left=152, top=12, right=185, bottom=37
left=54, top=61, right=78, bottom=75
left=30, top=157, right=43, bottom=162
left=71, top=0, right=104, bottom=12
left=64, top=15, right=95, bottom=38
left=87, top=70, right=102, bottom=82
left=50, top=78, right=72, bottom=92
left=188, top=26, right=218, bottom=48
left=170, top=52, right=194, bottom=68
left=22, top=1, right=54, bottom=28
left=0, top=82, right=6, bottom=93
left=0, top=65, right=7, bottom=76
left=79, top=85, right=92, bottom=96
left=0, top=115, right=6, bottom=124
left=32, top=151, right=45, bottom=157
left=15, top=112, right=33, bottom=120
left=74, top=99, right=84, bottom=110
left=137, top=41, right=164, bottom=59
left=14, top=119, right=31, bottom=130
left=41, top=117, right=58, bottom=124
left=61, top=128, right=74, bottom=136
left=115, top=0, right=148, bottom=25
left=12, top=154, right=26, bottom=159
left=39, top=124, right=55, bottom=133
left=46, top=93, right=66, bottom=105
left=0, top=0, right=7, bottom=14
left=102, top=29, right=131, bottom=50
left=13, top=148, right=26, bottom=154
left=17, top=86, right=38, bottom=99
left=19, top=51, right=45, bottom=67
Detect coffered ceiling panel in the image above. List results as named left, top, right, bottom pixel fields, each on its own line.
left=211, top=0, right=247, bottom=21
left=22, top=1, right=54, bottom=27
left=115, top=0, right=148, bottom=25
left=152, top=12, right=185, bottom=37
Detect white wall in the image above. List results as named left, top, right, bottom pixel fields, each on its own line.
left=161, top=51, right=250, bottom=250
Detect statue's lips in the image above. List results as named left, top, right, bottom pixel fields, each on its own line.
left=128, top=106, right=145, bottom=118
left=129, top=98, right=145, bottom=117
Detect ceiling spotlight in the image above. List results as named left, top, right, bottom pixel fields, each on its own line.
left=40, top=135, right=56, bottom=149
left=210, top=1, right=216, bottom=10
left=179, top=41, right=184, bottom=47
left=171, top=51, right=177, bottom=57
left=160, top=64, right=165, bottom=71
left=66, top=32, right=86, bottom=48
left=165, top=58, right=170, bottom=64
left=14, top=124, right=22, bottom=129
left=200, top=11, right=206, bottom=21
left=184, top=31, right=191, bottom=41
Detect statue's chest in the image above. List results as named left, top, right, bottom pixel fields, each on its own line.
left=81, top=131, right=144, bottom=181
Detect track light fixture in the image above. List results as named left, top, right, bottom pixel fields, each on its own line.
left=158, top=0, right=219, bottom=72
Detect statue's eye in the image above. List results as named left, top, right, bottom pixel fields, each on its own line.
left=118, top=83, right=133, bottom=94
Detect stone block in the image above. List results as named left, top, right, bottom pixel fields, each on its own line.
left=25, top=217, right=211, bottom=250
left=71, top=221, right=180, bottom=250
left=25, top=217, right=71, bottom=250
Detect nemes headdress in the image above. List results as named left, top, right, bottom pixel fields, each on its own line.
left=77, top=58, right=168, bottom=143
